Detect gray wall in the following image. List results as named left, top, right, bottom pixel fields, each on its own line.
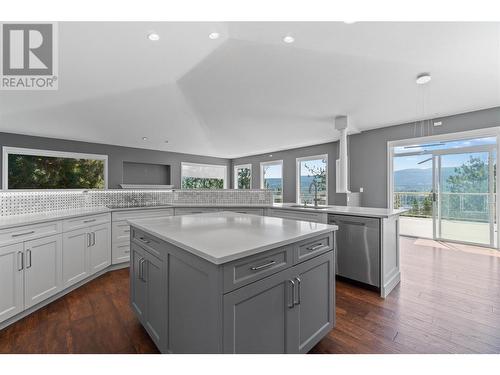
left=231, top=142, right=341, bottom=204
left=232, top=106, right=500, bottom=208
left=0, top=132, right=230, bottom=189
left=349, top=107, right=500, bottom=208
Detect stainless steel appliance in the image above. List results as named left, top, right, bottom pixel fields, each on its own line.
left=328, top=214, right=380, bottom=287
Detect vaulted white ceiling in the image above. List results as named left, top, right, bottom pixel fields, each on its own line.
left=0, top=22, right=499, bottom=158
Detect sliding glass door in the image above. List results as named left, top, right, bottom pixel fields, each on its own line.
left=435, top=148, right=496, bottom=247
left=392, top=136, right=497, bottom=248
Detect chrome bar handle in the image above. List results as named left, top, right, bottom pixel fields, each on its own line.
left=12, top=230, right=35, bottom=238
left=17, top=251, right=24, bottom=271
left=307, top=243, right=325, bottom=251
left=92, top=232, right=96, bottom=246
left=294, top=277, right=302, bottom=305
left=26, top=249, right=32, bottom=269
left=138, top=258, right=144, bottom=281
left=83, top=218, right=96, bottom=223
left=139, top=258, right=146, bottom=282
left=87, top=233, right=91, bottom=247
left=250, top=260, right=276, bottom=271
left=287, top=279, right=295, bottom=308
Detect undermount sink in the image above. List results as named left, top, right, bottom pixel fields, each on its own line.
left=288, top=205, right=328, bottom=210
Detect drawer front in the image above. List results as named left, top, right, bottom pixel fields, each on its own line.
left=223, top=246, right=293, bottom=293
left=112, top=242, right=130, bottom=264
left=174, top=207, right=220, bottom=216
left=267, top=209, right=327, bottom=223
left=221, top=208, right=264, bottom=216
left=112, top=208, right=174, bottom=221
left=112, top=220, right=131, bottom=243
left=131, top=227, right=163, bottom=258
left=63, top=213, right=110, bottom=232
left=0, top=220, right=62, bottom=246
left=295, top=233, right=334, bottom=263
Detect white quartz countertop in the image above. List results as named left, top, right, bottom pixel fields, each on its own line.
left=128, top=211, right=338, bottom=265
left=0, top=206, right=112, bottom=230
left=0, top=201, right=407, bottom=230
left=273, top=203, right=408, bottom=218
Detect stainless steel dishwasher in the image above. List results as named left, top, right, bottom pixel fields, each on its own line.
left=328, top=214, right=380, bottom=287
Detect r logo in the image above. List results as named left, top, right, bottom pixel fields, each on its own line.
left=2, top=23, right=53, bottom=76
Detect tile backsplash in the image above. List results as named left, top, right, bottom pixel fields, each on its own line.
left=0, top=189, right=273, bottom=216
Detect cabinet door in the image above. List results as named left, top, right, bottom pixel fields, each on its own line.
left=290, top=251, right=334, bottom=353
left=0, top=243, right=24, bottom=323
left=89, top=223, right=111, bottom=275
left=143, top=251, right=165, bottom=349
left=62, top=228, right=90, bottom=288
left=223, top=267, right=295, bottom=353
left=130, top=243, right=147, bottom=321
left=24, top=234, right=63, bottom=308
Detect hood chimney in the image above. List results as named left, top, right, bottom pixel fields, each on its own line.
left=335, top=115, right=350, bottom=193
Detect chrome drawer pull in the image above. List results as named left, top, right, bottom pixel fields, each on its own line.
left=11, top=230, right=35, bottom=238
left=307, top=243, right=325, bottom=251
left=138, top=237, right=150, bottom=244
left=124, top=229, right=130, bottom=233
left=83, top=218, right=97, bottom=223
left=250, top=260, right=276, bottom=271
left=124, top=250, right=130, bottom=254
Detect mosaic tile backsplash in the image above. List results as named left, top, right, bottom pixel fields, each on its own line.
left=0, top=189, right=274, bottom=216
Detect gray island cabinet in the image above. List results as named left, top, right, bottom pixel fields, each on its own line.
left=128, top=211, right=338, bottom=354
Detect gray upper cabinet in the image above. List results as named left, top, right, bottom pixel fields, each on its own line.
left=223, top=267, right=295, bottom=354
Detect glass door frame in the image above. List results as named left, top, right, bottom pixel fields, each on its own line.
left=387, top=127, right=500, bottom=250
left=432, top=144, right=496, bottom=248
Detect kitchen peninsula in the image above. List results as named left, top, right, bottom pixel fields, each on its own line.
left=128, top=211, right=338, bottom=353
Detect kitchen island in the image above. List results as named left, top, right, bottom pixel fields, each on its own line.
left=127, top=211, right=338, bottom=353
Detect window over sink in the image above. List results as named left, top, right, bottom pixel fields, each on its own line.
left=296, top=155, right=328, bottom=205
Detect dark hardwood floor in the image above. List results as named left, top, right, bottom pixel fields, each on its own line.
left=1, top=236, right=500, bottom=354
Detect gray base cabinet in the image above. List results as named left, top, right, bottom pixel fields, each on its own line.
left=130, top=243, right=165, bottom=349
left=130, top=227, right=335, bottom=354
left=223, top=251, right=334, bottom=354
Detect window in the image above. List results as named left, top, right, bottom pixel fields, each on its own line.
left=3, top=147, right=108, bottom=190
left=234, top=164, right=252, bottom=189
left=181, top=162, right=227, bottom=189
left=260, top=160, right=283, bottom=203
left=296, top=155, right=328, bottom=205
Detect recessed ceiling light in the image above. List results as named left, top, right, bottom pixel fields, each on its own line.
left=283, top=35, right=295, bottom=44
left=147, top=32, right=160, bottom=41
left=142, top=137, right=148, bottom=141
left=343, top=21, right=357, bottom=24
left=208, top=32, right=220, bottom=40
left=416, top=73, right=432, bottom=85
left=269, top=154, right=273, bottom=157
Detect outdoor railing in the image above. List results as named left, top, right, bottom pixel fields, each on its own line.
left=394, top=191, right=495, bottom=223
